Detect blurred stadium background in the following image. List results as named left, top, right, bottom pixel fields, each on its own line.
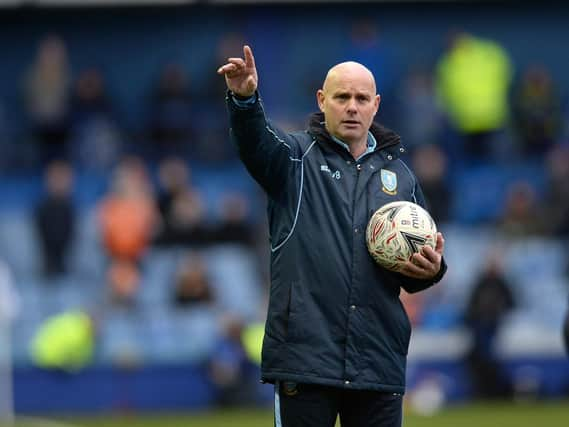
left=0, top=0, right=568, bottom=425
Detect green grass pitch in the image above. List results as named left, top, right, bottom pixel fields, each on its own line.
left=23, top=400, right=567, bottom=427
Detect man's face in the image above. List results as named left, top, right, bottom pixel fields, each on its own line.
left=317, top=63, right=380, bottom=147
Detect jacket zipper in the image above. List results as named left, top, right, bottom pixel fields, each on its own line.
left=344, top=161, right=362, bottom=380
left=351, top=162, right=362, bottom=283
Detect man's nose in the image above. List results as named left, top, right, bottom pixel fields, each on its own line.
left=346, top=98, right=357, bottom=112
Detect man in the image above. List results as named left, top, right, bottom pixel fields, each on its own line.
left=218, top=46, right=446, bottom=427
left=35, top=160, right=75, bottom=278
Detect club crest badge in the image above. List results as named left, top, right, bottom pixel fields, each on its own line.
left=381, top=169, right=397, bottom=195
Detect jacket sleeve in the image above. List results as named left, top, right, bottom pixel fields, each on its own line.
left=398, top=175, right=447, bottom=294
left=226, top=91, right=300, bottom=198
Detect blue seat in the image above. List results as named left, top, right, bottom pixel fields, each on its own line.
left=203, top=245, right=263, bottom=322
left=138, top=248, right=181, bottom=307
left=451, top=163, right=545, bottom=224
left=98, top=308, right=147, bottom=365
left=0, top=212, right=41, bottom=280
left=144, top=307, right=220, bottom=363
left=69, top=209, right=107, bottom=282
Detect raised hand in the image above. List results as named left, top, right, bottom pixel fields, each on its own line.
left=217, top=45, right=258, bottom=98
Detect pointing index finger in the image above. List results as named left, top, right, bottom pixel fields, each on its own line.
left=244, top=45, right=255, bottom=68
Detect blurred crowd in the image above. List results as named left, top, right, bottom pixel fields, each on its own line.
left=1, top=21, right=569, bottom=404
left=14, top=30, right=569, bottom=232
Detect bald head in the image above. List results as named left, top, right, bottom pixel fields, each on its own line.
left=317, top=61, right=380, bottom=154
left=322, top=62, right=377, bottom=95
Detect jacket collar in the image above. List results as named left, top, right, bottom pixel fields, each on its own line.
left=331, top=132, right=376, bottom=161
left=307, top=112, right=404, bottom=161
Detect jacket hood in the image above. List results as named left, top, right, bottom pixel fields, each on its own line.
left=307, top=112, right=401, bottom=151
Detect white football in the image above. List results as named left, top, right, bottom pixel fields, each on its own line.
left=366, top=201, right=437, bottom=272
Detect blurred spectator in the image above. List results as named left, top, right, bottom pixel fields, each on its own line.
left=30, top=310, right=95, bottom=372
left=167, top=190, right=205, bottom=235
left=399, top=67, right=443, bottom=150
left=541, top=145, right=569, bottom=236
left=99, top=157, right=158, bottom=295
left=71, top=68, right=114, bottom=127
left=512, top=65, right=562, bottom=156
left=154, top=157, right=209, bottom=246
left=411, top=144, right=451, bottom=224
left=173, top=252, right=214, bottom=307
left=23, top=35, right=71, bottom=164
left=498, top=181, right=542, bottom=237
left=69, top=68, right=122, bottom=171
left=0, top=102, right=16, bottom=173
left=212, top=192, right=255, bottom=247
left=436, top=32, right=513, bottom=159
left=148, top=63, right=194, bottom=159
left=465, top=254, right=515, bottom=399
left=209, top=315, right=258, bottom=406
left=35, top=160, right=75, bottom=278
left=156, top=157, right=191, bottom=226
left=99, top=157, right=157, bottom=261
left=107, top=259, right=140, bottom=307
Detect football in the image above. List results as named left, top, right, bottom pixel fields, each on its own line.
left=366, top=201, right=437, bottom=272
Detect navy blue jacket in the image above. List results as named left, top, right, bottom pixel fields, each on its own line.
left=227, top=92, right=446, bottom=393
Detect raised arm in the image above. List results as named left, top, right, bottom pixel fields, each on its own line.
left=217, top=45, right=301, bottom=197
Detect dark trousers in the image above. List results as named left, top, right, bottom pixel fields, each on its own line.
left=274, top=382, right=403, bottom=427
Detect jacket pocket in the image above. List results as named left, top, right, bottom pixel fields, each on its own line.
left=266, top=281, right=295, bottom=342
left=286, top=281, right=304, bottom=342
left=393, top=301, right=412, bottom=356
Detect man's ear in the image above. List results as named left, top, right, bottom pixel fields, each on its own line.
left=374, top=94, right=381, bottom=115
left=317, top=89, right=325, bottom=112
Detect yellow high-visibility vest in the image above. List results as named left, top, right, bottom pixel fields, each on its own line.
left=436, top=34, right=513, bottom=133
left=30, top=311, right=94, bottom=372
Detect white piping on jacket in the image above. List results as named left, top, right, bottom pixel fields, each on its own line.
left=270, top=138, right=317, bottom=252
left=399, top=159, right=417, bottom=204
left=274, top=381, right=282, bottom=427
